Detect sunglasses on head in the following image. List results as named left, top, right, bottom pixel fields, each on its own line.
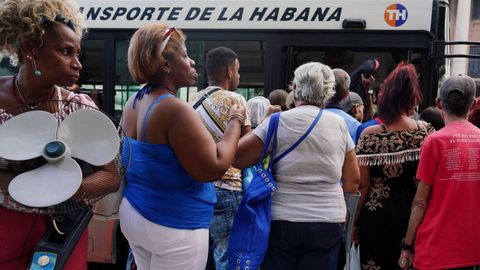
left=159, top=26, right=178, bottom=54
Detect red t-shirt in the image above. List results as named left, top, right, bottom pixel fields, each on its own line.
left=414, top=121, right=480, bottom=270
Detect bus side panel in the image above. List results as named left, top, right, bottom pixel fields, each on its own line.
left=88, top=219, right=117, bottom=264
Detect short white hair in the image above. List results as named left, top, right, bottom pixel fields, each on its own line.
left=247, top=96, right=271, bottom=127
left=292, top=62, right=335, bottom=107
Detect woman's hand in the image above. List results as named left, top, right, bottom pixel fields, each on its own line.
left=398, top=250, right=414, bottom=270
left=361, top=73, right=375, bottom=92
left=230, top=104, right=246, bottom=120
left=267, top=105, right=282, bottom=116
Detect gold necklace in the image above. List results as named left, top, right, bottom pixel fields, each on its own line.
left=14, top=74, right=54, bottom=109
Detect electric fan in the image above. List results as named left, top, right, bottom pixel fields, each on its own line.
left=0, top=99, right=128, bottom=269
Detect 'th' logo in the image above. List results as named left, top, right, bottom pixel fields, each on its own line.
left=384, top=3, right=408, bottom=27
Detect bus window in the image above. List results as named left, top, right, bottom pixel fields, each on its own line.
left=469, top=46, right=480, bottom=78
left=79, top=40, right=104, bottom=108
left=286, top=48, right=431, bottom=93
left=110, top=39, right=266, bottom=119
left=287, top=48, right=399, bottom=90
left=236, top=87, right=264, bottom=100
left=114, top=40, right=140, bottom=121
left=186, top=40, right=266, bottom=101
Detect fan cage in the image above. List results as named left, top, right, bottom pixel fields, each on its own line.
left=0, top=99, right=128, bottom=215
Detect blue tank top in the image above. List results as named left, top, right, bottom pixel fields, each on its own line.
left=122, top=92, right=216, bottom=229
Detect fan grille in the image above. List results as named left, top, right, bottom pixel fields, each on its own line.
left=0, top=99, right=127, bottom=215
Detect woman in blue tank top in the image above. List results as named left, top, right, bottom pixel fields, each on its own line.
left=118, top=23, right=246, bottom=270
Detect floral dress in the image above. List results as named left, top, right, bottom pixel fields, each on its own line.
left=356, top=124, right=434, bottom=270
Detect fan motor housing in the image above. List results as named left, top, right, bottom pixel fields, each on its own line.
left=43, top=140, right=69, bottom=162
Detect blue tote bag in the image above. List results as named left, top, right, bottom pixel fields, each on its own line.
left=228, top=110, right=323, bottom=270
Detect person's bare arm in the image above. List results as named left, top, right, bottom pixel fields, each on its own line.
left=79, top=161, right=120, bottom=200
left=354, top=125, right=383, bottom=222
left=398, top=181, right=431, bottom=269
left=241, top=125, right=252, bottom=136
left=232, top=133, right=264, bottom=169
left=361, top=74, right=375, bottom=122
left=169, top=101, right=243, bottom=182
left=239, top=95, right=252, bottom=136
left=355, top=165, right=370, bottom=222
left=341, top=149, right=360, bottom=193
left=0, top=169, right=16, bottom=192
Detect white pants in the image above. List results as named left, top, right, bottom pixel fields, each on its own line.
left=119, top=198, right=209, bottom=270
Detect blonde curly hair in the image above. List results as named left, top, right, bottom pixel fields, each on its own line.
left=0, top=0, right=86, bottom=61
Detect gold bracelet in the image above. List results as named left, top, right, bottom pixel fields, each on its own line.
left=230, top=112, right=245, bottom=120
left=230, top=112, right=245, bottom=119
left=230, top=115, right=245, bottom=125
left=229, top=113, right=245, bottom=126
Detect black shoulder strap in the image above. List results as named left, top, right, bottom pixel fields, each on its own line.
left=193, top=87, right=221, bottom=109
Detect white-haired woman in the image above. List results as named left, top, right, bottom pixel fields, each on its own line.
left=247, top=96, right=271, bottom=128
left=233, top=62, right=360, bottom=270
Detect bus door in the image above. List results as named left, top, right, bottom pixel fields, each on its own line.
left=278, top=31, right=436, bottom=107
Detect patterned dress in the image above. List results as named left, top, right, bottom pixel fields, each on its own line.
left=356, top=124, right=434, bottom=270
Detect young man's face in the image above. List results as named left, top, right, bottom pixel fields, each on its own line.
left=228, top=58, right=240, bottom=90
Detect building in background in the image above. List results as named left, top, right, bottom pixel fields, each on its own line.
left=449, top=0, right=480, bottom=77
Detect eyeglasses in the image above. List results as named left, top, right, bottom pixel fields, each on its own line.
left=159, top=26, right=178, bottom=55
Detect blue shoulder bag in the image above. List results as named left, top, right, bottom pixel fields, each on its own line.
left=227, top=109, right=323, bottom=270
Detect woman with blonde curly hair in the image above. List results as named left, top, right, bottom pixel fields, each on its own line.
left=0, top=0, right=119, bottom=269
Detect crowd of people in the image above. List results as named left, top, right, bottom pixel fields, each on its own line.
left=0, top=1, right=479, bottom=270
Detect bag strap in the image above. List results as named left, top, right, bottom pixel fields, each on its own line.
left=272, top=109, right=323, bottom=165
left=192, top=86, right=221, bottom=109
left=261, top=112, right=280, bottom=160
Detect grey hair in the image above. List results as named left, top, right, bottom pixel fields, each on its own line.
left=330, top=68, right=351, bottom=103
left=334, top=69, right=350, bottom=91
left=292, top=62, right=335, bottom=107
left=247, top=96, right=271, bottom=127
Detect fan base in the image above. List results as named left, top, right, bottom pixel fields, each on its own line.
left=28, top=207, right=93, bottom=270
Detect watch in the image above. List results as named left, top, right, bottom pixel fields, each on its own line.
left=399, top=238, right=414, bottom=251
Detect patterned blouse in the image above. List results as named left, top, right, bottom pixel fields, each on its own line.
left=190, top=87, right=251, bottom=191
left=357, top=125, right=435, bottom=167
left=356, top=125, right=436, bottom=212
left=0, top=87, right=97, bottom=213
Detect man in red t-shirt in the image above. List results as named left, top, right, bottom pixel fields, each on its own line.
left=399, top=75, right=480, bottom=270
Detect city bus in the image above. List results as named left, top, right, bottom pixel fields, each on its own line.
left=46, top=0, right=455, bottom=267
left=76, top=0, right=450, bottom=121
